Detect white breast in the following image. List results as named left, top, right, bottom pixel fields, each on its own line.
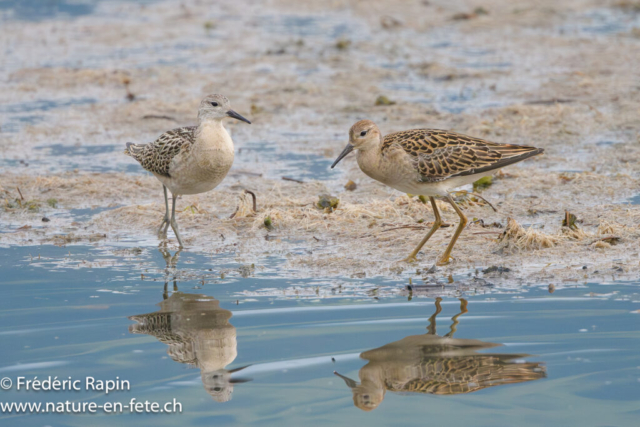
left=162, top=121, right=235, bottom=196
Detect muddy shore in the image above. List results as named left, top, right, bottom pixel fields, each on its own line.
left=2, top=0, right=640, bottom=285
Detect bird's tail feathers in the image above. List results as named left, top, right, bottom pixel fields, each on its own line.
left=124, top=142, right=144, bottom=157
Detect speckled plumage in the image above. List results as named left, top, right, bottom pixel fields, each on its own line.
left=129, top=292, right=241, bottom=402
left=123, top=94, right=250, bottom=247
left=361, top=348, right=545, bottom=396
left=337, top=299, right=546, bottom=411
left=380, top=128, right=543, bottom=183
left=125, top=126, right=196, bottom=178
left=333, top=120, right=544, bottom=265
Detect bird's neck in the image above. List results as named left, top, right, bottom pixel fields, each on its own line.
left=195, top=118, right=233, bottom=152
left=356, top=133, right=383, bottom=154
left=356, top=145, right=382, bottom=178
left=197, top=117, right=224, bottom=131
left=356, top=137, right=386, bottom=181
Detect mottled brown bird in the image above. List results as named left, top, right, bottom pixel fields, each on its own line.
left=332, top=120, right=543, bottom=265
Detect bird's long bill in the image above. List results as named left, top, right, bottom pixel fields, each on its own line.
left=331, top=143, right=354, bottom=169
left=226, top=110, right=251, bottom=124
left=333, top=371, right=358, bottom=389
left=228, top=364, right=251, bottom=374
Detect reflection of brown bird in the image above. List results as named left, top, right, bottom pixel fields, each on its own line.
left=129, top=289, right=249, bottom=402
left=335, top=298, right=546, bottom=411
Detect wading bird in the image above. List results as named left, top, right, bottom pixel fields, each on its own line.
left=331, top=120, right=543, bottom=265
left=125, top=94, right=250, bottom=247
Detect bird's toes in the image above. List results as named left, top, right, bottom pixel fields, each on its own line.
left=436, top=255, right=453, bottom=266
left=402, top=255, right=418, bottom=264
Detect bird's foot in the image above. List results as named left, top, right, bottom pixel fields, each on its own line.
left=436, top=255, right=453, bottom=266
left=402, top=255, right=418, bottom=264
left=157, top=217, right=170, bottom=236
left=170, top=221, right=185, bottom=248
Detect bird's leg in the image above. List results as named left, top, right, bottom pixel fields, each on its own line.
left=162, top=190, right=171, bottom=235
left=444, top=298, right=468, bottom=338
left=403, top=197, right=442, bottom=263
left=426, top=297, right=443, bottom=335
left=159, top=246, right=172, bottom=264
left=170, top=193, right=185, bottom=248
left=437, top=194, right=468, bottom=266
left=158, top=185, right=170, bottom=235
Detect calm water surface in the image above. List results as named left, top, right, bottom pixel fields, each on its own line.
left=0, top=245, right=639, bottom=426
left=1, top=1, right=640, bottom=425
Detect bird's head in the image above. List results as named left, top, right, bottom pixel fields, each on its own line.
left=198, top=94, right=251, bottom=124
left=331, top=120, right=381, bottom=168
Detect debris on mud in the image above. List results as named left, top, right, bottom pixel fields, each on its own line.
left=375, top=95, right=396, bottom=106
left=317, top=194, right=340, bottom=213
left=344, top=180, right=357, bottom=191
left=482, top=266, right=511, bottom=275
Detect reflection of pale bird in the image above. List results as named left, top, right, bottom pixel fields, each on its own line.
left=336, top=299, right=545, bottom=411
left=129, top=292, right=249, bottom=402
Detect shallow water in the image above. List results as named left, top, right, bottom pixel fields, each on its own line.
left=0, top=0, right=97, bottom=21
left=1, top=244, right=639, bottom=426
left=0, top=0, right=158, bottom=21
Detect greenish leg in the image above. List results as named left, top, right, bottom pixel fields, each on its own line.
left=158, top=185, right=170, bottom=235
left=170, top=193, right=185, bottom=248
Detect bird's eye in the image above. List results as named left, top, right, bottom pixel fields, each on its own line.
left=213, top=387, right=222, bottom=392
left=360, top=130, right=367, bottom=137
left=211, top=102, right=219, bottom=107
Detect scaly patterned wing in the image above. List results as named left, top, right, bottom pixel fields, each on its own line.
left=392, top=355, right=545, bottom=395
left=128, top=312, right=198, bottom=365
left=125, top=126, right=197, bottom=177
left=381, top=129, right=543, bottom=183
left=128, top=312, right=179, bottom=343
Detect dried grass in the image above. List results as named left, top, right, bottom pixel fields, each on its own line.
left=561, top=226, right=591, bottom=240
left=230, top=191, right=257, bottom=219
left=496, top=218, right=561, bottom=253
left=590, top=240, right=612, bottom=250
left=597, top=221, right=621, bottom=236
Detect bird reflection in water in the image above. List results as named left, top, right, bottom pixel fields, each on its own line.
left=129, top=248, right=249, bottom=402
left=335, top=298, right=546, bottom=411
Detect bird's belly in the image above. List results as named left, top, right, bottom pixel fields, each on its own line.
left=362, top=164, right=446, bottom=197
left=369, top=169, right=492, bottom=197
left=388, top=180, right=447, bottom=197
left=407, top=172, right=493, bottom=197
left=161, top=149, right=233, bottom=196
